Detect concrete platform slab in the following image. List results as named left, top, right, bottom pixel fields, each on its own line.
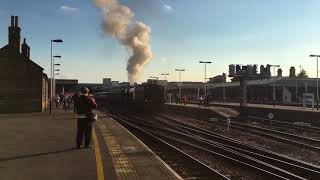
left=95, top=110, right=182, bottom=180
left=0, top=108, right=182, bottom=180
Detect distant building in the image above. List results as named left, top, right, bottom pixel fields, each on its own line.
left=289, top=66, right=296, bottom=77
left=209, top=73, right=226, bottom=84
left=102, top=78, right=112, bottom=88
left=51, top=79, right=78, bottom=94
left=0, top=16, right=48, bottom=113
left=260, top=64, right=271, bottom=78
left=119, top=82, right=130, bottom=87
left=146, top=79, right=158, bottom=84
left=277, top=68, right=282, bottom=77
left=111, top=81, right=119, bottom=88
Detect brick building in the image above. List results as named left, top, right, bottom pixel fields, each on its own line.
left=0, top=16, right=48, bottom=113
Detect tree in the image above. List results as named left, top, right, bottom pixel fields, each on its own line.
left=297, top=69, right=308, bottom=78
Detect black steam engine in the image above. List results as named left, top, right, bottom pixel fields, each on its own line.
left=95, top=84, right=164, bottom=111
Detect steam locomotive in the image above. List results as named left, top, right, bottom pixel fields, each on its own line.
left=95, top=84, right=165, bottom=111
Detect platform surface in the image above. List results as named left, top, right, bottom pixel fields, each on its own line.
left=213, top=101, right=320, bottom=112
left=0, top=108, right=181, bottom=180
left=166, top=102, right=240, bottom=117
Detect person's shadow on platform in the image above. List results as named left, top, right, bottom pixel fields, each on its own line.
left=0, top=147, right=77, bottom=162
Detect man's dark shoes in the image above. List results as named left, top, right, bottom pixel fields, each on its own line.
left=76, top=145, right=81, bottom=149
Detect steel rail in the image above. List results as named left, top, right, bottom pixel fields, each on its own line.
left=111, top=113, right=305, bottom=179
left=157, top=113, right=320, bottom=179
left=108, top=114, right=230, bottom=180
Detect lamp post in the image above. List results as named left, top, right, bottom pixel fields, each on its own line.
left=50, top=39, right=63, bottom=115
left=53, top=55, right=61, bottom=99
left=199, top=61, right=212, bottom=97
left=295, top=66, right=302, bottom=103
left=149, top=76, right=159, bottom=80
left=161, top=73, right=170, bottom=102
left=310, top=54, right=320, bottom=110
left=175, top=69, right=185, bottom=102
left=161, top=73, right=170, bottom=80
left=270, top=65, right=280, bottom=106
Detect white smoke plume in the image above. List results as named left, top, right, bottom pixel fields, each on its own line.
left=93, top=0, right=153, bottom=84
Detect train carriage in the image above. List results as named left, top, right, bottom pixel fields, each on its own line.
left=95, top=84, right=164, bottom=112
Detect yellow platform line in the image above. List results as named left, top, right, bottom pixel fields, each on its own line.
left=93, top=128, right=105, bottom=180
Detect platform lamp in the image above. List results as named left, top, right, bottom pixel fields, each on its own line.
left=50, top=39, right=63, bottom=115
left=199, top=61, right=212, bottom=97
left=161, top=73, right=170, bottom=81
left=175, top=69, right=185, bottom=102
left=54, top=68, right=60, bottom=95
left=310, top=54, right=320, bottom=110
left=161, top=73, right=170, bottom=102
left=149, top=76, right=159, bottom=80
left=53, top=55, right=61, bottom=100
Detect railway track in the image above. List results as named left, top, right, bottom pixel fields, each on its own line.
left=215, top=118, right=320, bottom=152
left=245, top=116, right=320, bottom=134
left=155, top=113, right=320, bottom=179
left=107, top=113, right=230, bottom=180
left=106, top=111, right=320, bottom=179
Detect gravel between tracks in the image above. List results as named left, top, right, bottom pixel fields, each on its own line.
left=161, top=113, right=320, bottom=166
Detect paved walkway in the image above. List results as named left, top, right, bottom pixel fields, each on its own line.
left=0, top=108, right=181, bottom=180
left=166, top=102, right=240, bottom=117
left=0, top=108, right=102, bottom=180
left=213, top=101, right=320, bottom=112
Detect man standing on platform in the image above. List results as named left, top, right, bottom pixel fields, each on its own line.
left=72, top=92, right=80, bottom=113
left=76, top=87, right=97, bottom=149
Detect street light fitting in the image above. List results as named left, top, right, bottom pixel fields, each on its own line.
left=54, top=64, right=60, bottom=66
left=199, top=61, right=212, bottom=64
left=52, top=39, right=63, bottom=43
left=149, top=76, right=159, bottom=80
left=270, top=65, right=280, bottom=67
left=310, top=54, right=320, bottom=57
left=53, top=55, right=61, bottom=58
left=175, top=69, right=185, bottom=71
left=55, top=69, right=60, bottom=71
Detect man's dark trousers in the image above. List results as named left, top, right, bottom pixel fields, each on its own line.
left=76, top=118, right=93, bottom=147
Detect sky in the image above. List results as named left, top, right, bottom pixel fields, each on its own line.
left=1, top=0, right=320, bottom=83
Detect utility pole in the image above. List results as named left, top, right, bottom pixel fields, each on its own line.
left=199, top=61, right=212, bottom=97
left=310, top=55, right=319, bottom=110
left=270, top=65, right=280, bottom=107
left=175, top=69, right=185, bottom=102
left=161, top=73, right=170, bottom=102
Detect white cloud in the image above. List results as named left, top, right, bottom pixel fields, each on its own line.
left=160, top=0, right=174, bottom=12
left=161, top=57, right=167, bottom=62
left=60, top=5, right=79, bottom=12
left=163, top=4, right=173, bottom=11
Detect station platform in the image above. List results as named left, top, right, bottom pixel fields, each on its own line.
left=166, top=102, right=320, bottom=126
left=213, top=101, right=320, bottom=113
left=165, top=102, right=239, bottom=118
left=0, top=108, right=182, bottom=180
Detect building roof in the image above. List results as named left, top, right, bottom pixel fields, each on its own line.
left=0, top=45, right=43, bottom=71
left=167, top=76, right=320, bottom=90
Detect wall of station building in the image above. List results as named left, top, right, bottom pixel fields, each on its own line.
left=167, top=79, right=319, bottom=105
left=0, top=53, right=48, bottom=113
left=0, top=16, right=48, bottom=113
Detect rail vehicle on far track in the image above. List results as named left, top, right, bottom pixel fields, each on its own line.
left=95, top=84, right=165, bottom=111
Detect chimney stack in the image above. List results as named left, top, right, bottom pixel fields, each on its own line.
left=14, top=16, right=18, bottom=27
left=289, top=66, right=296, bottom=77
left=21, top=38, right=30, bottom=59
left=277, top=68, right=282, bottom=77
left=11, top=16, right=14, bottom=27
left=8, top=15, right=21, bottom=52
